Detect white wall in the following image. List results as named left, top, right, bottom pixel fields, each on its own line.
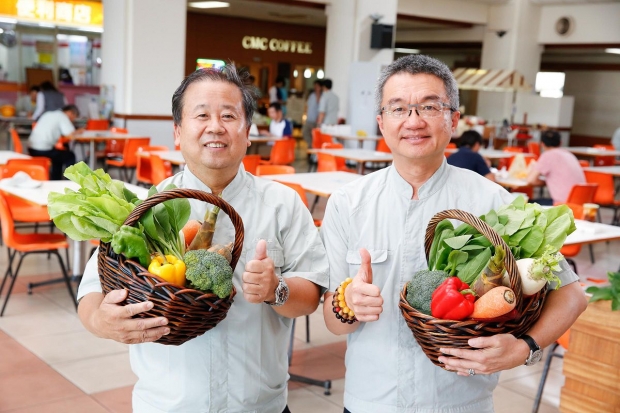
left=398, top=0, right=487, bottom=24
left=395, top=26, right=485, bottom=43
left=539, top=3, right=620, bottom=44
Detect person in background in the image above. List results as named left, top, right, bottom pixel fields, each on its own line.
left=15, top=85, right=40, bottom=117
left=320, top=54, right=586, bottom=413
left=267, top=102, right=292, bottom=138
left=447, top=130, right=495, bottom=182
left=76, top=65, right=329, bottom=412
left=27, top=104, right=81, bottom=180
left=269, top=76, right=286, bottom=109
left=286, top=88, right=304, bottom=128
left=526, top=129, right=585, bottom=205
left=316, top=78, right=339, bottom=126
left=32, top=81, right=67, bottom=120
left=302, top=79, right=322, bottom=149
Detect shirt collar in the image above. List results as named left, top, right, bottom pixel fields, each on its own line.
left=389, top=158, right=450, bottom=200
left=183, top=163, right=248, bottom=202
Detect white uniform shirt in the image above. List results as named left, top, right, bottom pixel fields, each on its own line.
left=320, top=160, right=579, bottom=413
left=78, top=165, right=329, bottom=413
left=28, top=110, right=75, bottom=151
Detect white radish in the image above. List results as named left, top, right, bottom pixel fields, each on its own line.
left=502, top=246, right=563, bottom=296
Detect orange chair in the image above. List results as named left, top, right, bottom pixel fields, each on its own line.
left=584, top=170, right=620, bottom=225
left=275, top=181, right=321, bottom=227
left=308, top=129, right=334, bottom=171
left=95, top=128, right=128, bottom=162
left=560, top=203, right=584, bottom=273
left=136, top=145, right=172, bottom=186
left=578, top=160, right=590, bottom=168
left=527, top=141, right=540, bottom=159
left=86, top=119, right=110, bottom=130
left=105, top=137, right=150, bottom=182
left=316, top=152, right=339, bottom=172
left=109, top=127, right=128, bottom=133
left=376, top=138, right=391, bottom=153
left=0, top=193, right=75, bottom=316
left=560, top=183, right=599, bottom=206
left=256, top=165, right=295, bottom=176
left=260, top=138, right=296, bottom=166
left=444, top=142, right=457, bottom=158
left=242, top=154, right=261, bottom=175
left=532, top=329, right=571, bottom=413
left=149, top=154, right=173, bottom=185
left=9, top=128, right=23, bottom=154
left=593, top=144, right=615, bottom=166
left=321, top=142, right=357, bottom=173
left=5, top=157, right=51, bottom=174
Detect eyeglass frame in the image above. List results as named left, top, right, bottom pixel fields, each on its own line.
left=380, top=101, right=457, bottom=119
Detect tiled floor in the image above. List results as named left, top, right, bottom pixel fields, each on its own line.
left=1, top=157, right=618, bottom=412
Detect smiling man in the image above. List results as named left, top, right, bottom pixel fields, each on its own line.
left=77, top=66, right=328, bottom=412
left=320, top=55, right=586, bottom=413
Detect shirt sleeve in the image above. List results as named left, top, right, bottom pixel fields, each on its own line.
left=534, top=152, right=551, bottom=176
left=77, top=249, right=104, bottom=300
left=32, top=93, right=44, bottom=120
left=59, top=113, right=76, bottom=137
left=549, top=258, right=579, bottom=289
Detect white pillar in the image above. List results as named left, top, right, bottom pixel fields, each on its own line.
left=477, top=1, right=543, bottom=124
left=324, top=0, right=397, bottom=123
left=101, top=0, right=186, bottom=147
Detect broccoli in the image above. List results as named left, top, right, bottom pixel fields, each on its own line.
left=184, top=249, right=234, bottom=298
left=406, top=269, right=450, bottom=315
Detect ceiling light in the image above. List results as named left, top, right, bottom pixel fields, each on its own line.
left=394, top=48, right=420, bottom=54
left=605, top=48, right=620, bottom=55
left=317, top=69, right=324, bottom=79
left=293, top=70, right=298, bottom=78
left=303, top=68, right=311, bottom=79
left=189, top=1, right=230, bottom=9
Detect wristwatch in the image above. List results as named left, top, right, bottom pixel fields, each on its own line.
left=266, top=275, right=289, bottom=307
left=521, top=334, right=543, bottom=366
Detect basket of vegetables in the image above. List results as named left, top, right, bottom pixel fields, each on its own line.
left=399, top=197, right=575, bottom=368
left=48, top=163, right=243, bottom=346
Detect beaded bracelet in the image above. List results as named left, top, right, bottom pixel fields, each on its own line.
left=332, top=277, right=358, bottom=324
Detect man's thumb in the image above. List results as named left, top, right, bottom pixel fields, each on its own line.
left=359, top=248, right=373, bottom=284
left=254, top=239, right=268, bottom=260
left=103, top=289, right=128, bottom=304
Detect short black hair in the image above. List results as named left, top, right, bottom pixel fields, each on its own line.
left=458, top=130, right=483, bottom=148
left=313, top=79, right=323, bottom=87
left=29, top=85, right=40, bottom=92
left=62, top=104, right=79, bottom=117
left=541, top=130, right=561, bottom=147
left=269, top=102, right=282, bottom=112
left=275, top=76, right=285, bottom=85
left=322, top=79, right=333, bottom=89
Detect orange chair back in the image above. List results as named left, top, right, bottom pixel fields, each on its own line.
left=275, top=180, right=322, bottom=227
left=527, top=141, right=540, bottom=159
left=593, top=144, right=615, bottom=166
left=560, top=203, right=584, bottom=258
left=584, top=171, right=616, bottom=205
left=557, top=329, right=571, bottom=350
left=86, top=119, right=110, bottom=130
left=9, top=129, right=23, bottom=154
left=321, top=142, right=350, bottom=171
left=0, top=163, right=48, bottom=180
left=564, top=183, right=598, bottom=205
left=504, top=146, right=525, bottom=153
left=150, top=154, right=173, bottom=185
left=0, top=193, right=15, bottom=245
left=317, top=153, right=339, bottom=172
left=242, top=154, right=261, bottom=175
left=376, top=138, right=391, bottom=153
left=256, top=165, right=295, bottom=176
left=136, top=146, right=170, bottom=185
left=311, top=129, right=333, bottom=149
left=578, top=160, right=590, bottom=168
left=109, top=127, right=128, bottom=133
left=268, top=138, right=296, bottom=165
left=119, top=138, right=151, bottom=167
left=4, top=157, right=51, bottom=174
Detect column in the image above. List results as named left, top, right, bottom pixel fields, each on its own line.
left=101, top=0, right=186, bottom=147
left=324, top=0, right=397, bottom=135
left=477, top=1, right=543, bottom=124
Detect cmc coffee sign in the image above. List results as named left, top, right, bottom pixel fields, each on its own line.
left=242, top=36, right=312, bottom=54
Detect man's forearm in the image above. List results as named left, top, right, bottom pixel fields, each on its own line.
left=78, top=292, right=104, bottom=337
left=272, top=277, right=321, bottom=319
left=322, top=292, right=360, bottom=335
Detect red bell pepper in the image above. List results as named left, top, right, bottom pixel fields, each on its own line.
left=431, top=277, right=476, bottom=320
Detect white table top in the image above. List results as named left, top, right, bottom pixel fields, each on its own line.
left=331, top=134, right=383, bottom=142
left=494, top=175, right=530, bottom=189
left=445, top=148, right=535, bottom=160
left=138, top=150, right=185, bottom=165
left=260, top=171, right=362, bottom=197
left=0, top=180, right=148, bottom=206
left=566, top=146, right=620, bottom=157
left=564, top=219, right=620, bottom=246
left=307, top=148, right=393, bottom=163
left=582, top=166, right=620, bottom=177
left=0, top=150, right=31, bottom=165
left=70, top=131, right=148, bottom=141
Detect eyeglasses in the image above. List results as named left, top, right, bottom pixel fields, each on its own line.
left=381, top=101, right=455, bottom=119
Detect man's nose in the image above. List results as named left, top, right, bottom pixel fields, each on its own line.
left=205, top=117, right=225, bottom=134
left=403, top=107, right=426, bottom=127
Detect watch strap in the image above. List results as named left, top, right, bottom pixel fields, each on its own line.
left=521, top=334, right=540, bottom=352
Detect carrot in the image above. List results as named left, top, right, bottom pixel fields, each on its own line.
left=181, top=219, right=202, bottom=248
left=187, top=206, right=220, bottom=251
left=470, top=286, right=516, bottom=319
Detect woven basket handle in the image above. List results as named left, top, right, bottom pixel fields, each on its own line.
left=122, top=188, right=244, bottom=270
left=424, top=209, right=523, bottom=311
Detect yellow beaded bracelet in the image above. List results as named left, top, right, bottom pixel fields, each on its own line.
left=332, top=278, right=357, bottom=324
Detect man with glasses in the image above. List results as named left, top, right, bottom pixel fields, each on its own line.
left=320, top=55, right=586, bottom=413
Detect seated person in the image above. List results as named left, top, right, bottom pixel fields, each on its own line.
left=447, top=130, right=495, bottom=181
left=15, top=86, right=40, bottom=117
left=526, top=129, right=585, bottom=205
left=27, top=104, right=82, bottom=180
left=267, top=102, right=292, bottom=138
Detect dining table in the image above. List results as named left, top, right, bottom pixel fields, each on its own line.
left=138, top=149, right=185, bottom=165
left=445, top=147, right=536, bottom=161
left=67, top=131, right=151, bottom=169
left=307, top=148, right=393, bottom=174
left=0, top=150, right=31, bottom=165
left=565, top=146, right=620, bottom=161
left=582, top=165, right=620, bottom=177
left=331, top=133, right=383, bottom=149
left=564, top=219, right=620, bottom=246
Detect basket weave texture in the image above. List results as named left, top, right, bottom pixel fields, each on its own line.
left=398, top=209, right=547, bottom=368
left=98, top=188, right=244, bottom=346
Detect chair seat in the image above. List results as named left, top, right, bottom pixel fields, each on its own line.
left=11, top=232, right=68, bottom=251
left=4, top=197, right=50, bottom=222
left=105, top=158, right=125, bottom=167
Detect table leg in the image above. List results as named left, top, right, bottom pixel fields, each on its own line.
left=89, top=140, right=96, bottom=169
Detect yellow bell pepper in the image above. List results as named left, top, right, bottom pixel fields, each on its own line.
left=148, top=254, right=186, bottom=287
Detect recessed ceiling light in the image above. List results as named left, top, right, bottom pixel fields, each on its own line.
left=189, top=1, right=230, bottom=9
left=605, top=48, right=620, bottom=55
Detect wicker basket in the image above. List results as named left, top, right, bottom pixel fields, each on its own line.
left=98, top=188, right=244, bottom=346
left=399, top=209, right=547, bottom=368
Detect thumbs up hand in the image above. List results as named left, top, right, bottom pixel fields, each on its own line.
left=345, top=248, right=383, bottom=322
left=243, top=239, right=279, bottom=304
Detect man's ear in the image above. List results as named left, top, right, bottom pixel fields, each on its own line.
left=173, top=123, right=181, bottom=148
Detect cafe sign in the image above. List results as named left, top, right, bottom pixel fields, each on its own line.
left=0, top=0, right=103, bottom=28
left=242, top=36, right=312, bottom=55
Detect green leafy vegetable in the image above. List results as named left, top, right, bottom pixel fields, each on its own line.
left=586, top=272, right=620, bottom=311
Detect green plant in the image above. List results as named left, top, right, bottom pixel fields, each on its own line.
left=586, top=272, right=620, bottom=311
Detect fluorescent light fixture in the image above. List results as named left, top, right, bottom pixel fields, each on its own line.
left=535, top=72, right=565, bottom=93
left=317, top=69, right=324, bottom=79
left=605, top=48, right=620, bottom=55
left=293, top=69, right=298, bottom=78
left=394, top=48, right=420, bottom=54
left=303, top=68, right=311, bottom=79
left=189, top=1, right=230, bottom=9
left=540, top=89, right=563, bottom=98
